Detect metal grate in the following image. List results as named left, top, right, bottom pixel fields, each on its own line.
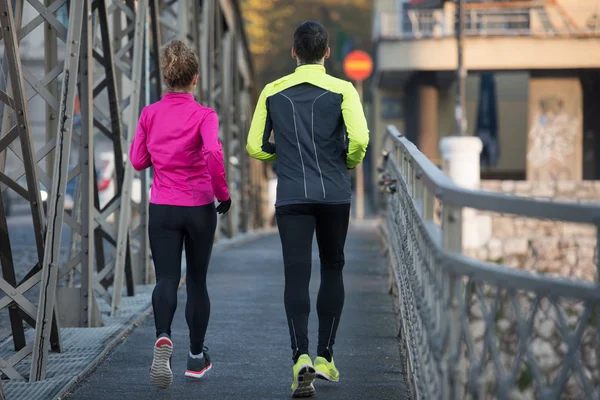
left=0, top=283, right=152, bottom=399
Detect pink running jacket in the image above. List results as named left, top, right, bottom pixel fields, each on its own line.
left=129, top=92, right=229, bottom=206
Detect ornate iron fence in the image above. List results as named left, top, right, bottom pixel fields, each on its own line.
left=379, top=125, right=600, bottom=399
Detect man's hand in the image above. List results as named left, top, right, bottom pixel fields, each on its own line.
left=216, top=198, right=231, bottom=215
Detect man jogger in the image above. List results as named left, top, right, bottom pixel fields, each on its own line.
left=246, top=21, right=369, bottom=397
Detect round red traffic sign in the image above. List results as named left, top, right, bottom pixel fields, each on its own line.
left=343, top=50, right=373, bottom=81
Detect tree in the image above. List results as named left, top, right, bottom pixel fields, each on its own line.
left=241, top=0, right=373, bottom=88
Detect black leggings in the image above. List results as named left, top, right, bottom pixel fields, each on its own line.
left=275, top=203, right=351, bottom=362
left=148, top=203, right=217, bottom=354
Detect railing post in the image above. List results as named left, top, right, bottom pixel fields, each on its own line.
left=596, top=222, right=600, bottom=284
left=592, top=221, right=600, bottom=396
left=442, top=203, right=463, bottom=400
left=423, top=184, right=435, bottom=221
left=411, top=162, right=418, bottom=200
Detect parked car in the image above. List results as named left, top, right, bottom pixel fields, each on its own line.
left=5, top=172, right=77, bottom=217
left=39, top=179, right=76, bottom=214
left=97, top=151, right=145, bottom=209
left=2, top=152, right=144, bottom=219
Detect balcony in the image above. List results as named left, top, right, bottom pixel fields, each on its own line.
left=374, top=3, right=600, bottom=40
left=373, top=2, right=600, bottom=74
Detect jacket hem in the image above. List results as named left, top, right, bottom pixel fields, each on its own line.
left=274, top=198, right=351, bottom=208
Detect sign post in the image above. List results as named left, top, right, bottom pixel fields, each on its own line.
left=343, top=50, right=373, bottom=221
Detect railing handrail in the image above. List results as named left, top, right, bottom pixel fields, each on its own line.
left=387, top=125, right=600, bottom=224
left=374, top=5, right=600, bottom=39
left=382, top=125, right=600, bottom=400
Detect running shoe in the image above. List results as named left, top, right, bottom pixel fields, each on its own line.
left=291, top=354, right=316, bottom=397
left=314, top=356, right=340, bottom=382
left=150, top=334, right=173, bottom=389
left=185, top=347, right=212, bottom=379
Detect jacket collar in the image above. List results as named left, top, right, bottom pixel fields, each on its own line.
left=163, top=92, right=194, bottom=100
left=295, top=64, right=326, bottom=74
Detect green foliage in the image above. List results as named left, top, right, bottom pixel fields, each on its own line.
left=241, top=0, right=373, bottom=88
left=517, top=364, right=534, bottom=390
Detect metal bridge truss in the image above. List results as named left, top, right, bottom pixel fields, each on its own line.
left=0, top=0, right=265, bottom=384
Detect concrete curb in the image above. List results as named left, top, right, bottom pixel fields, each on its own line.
left=53, top=228, right=276, bottom=400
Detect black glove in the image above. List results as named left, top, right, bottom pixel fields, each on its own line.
left=216, top=198, right=231, bottom=215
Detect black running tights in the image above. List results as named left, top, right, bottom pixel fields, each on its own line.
left=275, top=203, right=351, bottom=362
left=149, top=203, right=217, bottom=354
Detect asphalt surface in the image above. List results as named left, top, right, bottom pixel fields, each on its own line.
left=65, top=222, right=408, bottom=400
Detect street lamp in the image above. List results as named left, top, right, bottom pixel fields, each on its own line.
left=455, top=0, right=467, bottom=136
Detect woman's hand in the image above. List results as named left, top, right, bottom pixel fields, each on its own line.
left=216, top=198, right=231, bottom=215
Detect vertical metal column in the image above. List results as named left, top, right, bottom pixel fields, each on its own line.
left=191, top=0, right=203, bottom=103
left=221, top=31, right=234, bottom=237
left=30, top=0, right=85, bottom=381
left=51, top=0, right=102, bottom=331
left=0, top=0, right=25, bottom=361
left=148, top=0, right=163, bottom=103
left=455, top=0, right=466, bottom=136
left=200, top=0, right=215, bottom=108
left=144, top=0, right=162, bottom=285
left=77, top=0, right=99, bottom=328
left=90, top=0, right=126, bottom=306
left=111, top=0, right=147, bottom=315
left=232, top=25, right=244, bottom=234
left=0, top=0, right=22, bottom=175
left=177, top=0, right=189, bottom=41
left=238, top=86, right=249, bottom=231
left=212, top=0, right=224, bottom=240
left=44, top=0, right=59, bottom=180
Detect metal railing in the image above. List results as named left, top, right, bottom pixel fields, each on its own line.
left=379, top=125, right=600, bottom=399
left=374, top=6, right=600, bottom=40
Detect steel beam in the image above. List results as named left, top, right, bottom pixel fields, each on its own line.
left=30, top=0, right=85, bottom=381
left=111, top=0, right=146, bottom=316
left=77, top=0, right=101, bottom=328
left=44, top=0, right=59, bottom=180
left=89, top=0, right=130, bottom=308
left=221, top=31, right=234, bottom=237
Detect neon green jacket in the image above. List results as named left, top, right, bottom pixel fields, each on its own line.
left=246, top=64, right=369, bottom=206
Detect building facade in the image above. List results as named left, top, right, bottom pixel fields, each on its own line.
left=371, top=0, right=600, bottom=188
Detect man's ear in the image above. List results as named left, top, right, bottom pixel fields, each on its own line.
left=325, top=47, right=331, bottom=60
left=291, top=47, right=297, bottom=60
left=192, top=74, right=199, bottom=86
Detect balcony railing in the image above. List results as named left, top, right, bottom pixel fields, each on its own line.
left=374, top=5, right=600, bottom=40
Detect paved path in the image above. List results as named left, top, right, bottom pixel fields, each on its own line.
left=65, top=222, right=407, bottom=400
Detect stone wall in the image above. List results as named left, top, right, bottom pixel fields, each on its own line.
left=465, top=180, right=599, bottom=281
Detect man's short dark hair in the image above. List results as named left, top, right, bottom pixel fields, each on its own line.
left=293, top=21, right=329, bottom=64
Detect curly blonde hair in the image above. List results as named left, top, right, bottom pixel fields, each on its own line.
left=161, top=40, right=199, bottom=90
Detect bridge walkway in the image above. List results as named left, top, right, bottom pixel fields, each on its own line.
left=64, top=222, right=408, bottom=400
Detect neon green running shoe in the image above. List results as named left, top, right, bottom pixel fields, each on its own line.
left=291, top=354, right=316, bottom=397
left=314, top=356, right=339, bottom=382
